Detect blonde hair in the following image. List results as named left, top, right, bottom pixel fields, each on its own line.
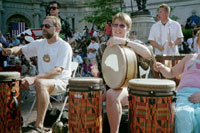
left=112, top=12, right=132, bottom=32
left=159, top=4, right=170, bottom=13
left=45, top=16, right=61, bottom=28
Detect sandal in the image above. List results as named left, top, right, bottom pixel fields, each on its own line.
left=22, top=125, right=44, bottom=133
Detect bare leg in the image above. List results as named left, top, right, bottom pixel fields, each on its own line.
left=106, top=88, right=128, bottom=133
left=34, top=79, right=54, bottom=129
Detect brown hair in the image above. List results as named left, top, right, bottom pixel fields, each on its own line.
left=159, top=4, right=170, bottom=13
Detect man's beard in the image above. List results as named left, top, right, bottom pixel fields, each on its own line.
left=43, top=32, right=54, bottom=39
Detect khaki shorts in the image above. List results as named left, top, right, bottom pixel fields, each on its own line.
left=50, top=79, right=68, bottom=95
left=29, top=79, right=68, bottom=95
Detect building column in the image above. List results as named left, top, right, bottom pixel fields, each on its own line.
left=33, top=13, right=40, bottom=28
left=32, top=3, right=41, bottom=28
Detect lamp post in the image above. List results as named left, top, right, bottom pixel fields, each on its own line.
left=130, top=0, right=133, bottom=13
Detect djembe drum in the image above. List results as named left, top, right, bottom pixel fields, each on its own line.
left=68, top=77, right=103, bottom=133
left=128, top=79, right=176, bottom=133
left=102, top=45, right=137, bottom=89
left=0, top=72, right=21, bottom=132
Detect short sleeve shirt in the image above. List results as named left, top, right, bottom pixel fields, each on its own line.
left=22, top=38, right=72, bottom=81
left=148, top=19, right=183, bottom=55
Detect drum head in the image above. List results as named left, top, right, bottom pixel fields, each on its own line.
left=128, top=78, right=176, bottom=91
left=69, top=77, right=103, bottom=91
left=0, top=72, right=20, bottom=82
left=102, top=45, right=137, bottom=89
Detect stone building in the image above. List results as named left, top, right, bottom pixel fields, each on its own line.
left=0, top=0, right=199, bottom=36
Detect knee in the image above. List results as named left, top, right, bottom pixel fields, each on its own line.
left=34, top=79, right=46, bottom=93
left=106, top=89, right=119, bottom=104
left=176, top=107, right=194, bottom=120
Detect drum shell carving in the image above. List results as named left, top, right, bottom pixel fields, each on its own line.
left=128, top=78, right=176, bottom=133
left=68, top=77, right=103, bottom=133
left=0, top=72, right=21, bottom=133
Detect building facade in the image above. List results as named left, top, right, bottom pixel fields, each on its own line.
left=0, top=0, right=200, bottom=35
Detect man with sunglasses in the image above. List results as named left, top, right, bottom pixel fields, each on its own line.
left=2, top=16, right=72, bottom=132
left=48, top=1, right=73, bottom=43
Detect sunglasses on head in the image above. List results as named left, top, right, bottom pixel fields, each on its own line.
left=49, top=6, right=57, bottom=10
left=41, top=24, right=52, bottom=29
left=112, top=24, right=126, bottom=29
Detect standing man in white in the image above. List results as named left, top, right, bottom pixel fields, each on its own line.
left=3, top=16, right=72, bottom=132
left=148, top=4, right=183, bottom=55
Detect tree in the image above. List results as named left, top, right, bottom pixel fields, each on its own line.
left=81, top=0, right=120, bottom=30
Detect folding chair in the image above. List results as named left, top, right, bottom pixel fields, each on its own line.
left=24, top=62, right=79, bottom=126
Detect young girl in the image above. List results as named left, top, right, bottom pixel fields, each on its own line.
left=154, top=54, right=200, bottom=133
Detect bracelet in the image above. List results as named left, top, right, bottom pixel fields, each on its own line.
left=125, top=39, right=129, bottom=46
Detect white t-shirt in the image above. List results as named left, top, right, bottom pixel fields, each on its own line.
left=87, top=42, right=99, bottom=60
left=73, top=55, right=83, bottom=64
left=22, top=38, right=72, bottom=82
left=148, top=18, right=183, bottom=55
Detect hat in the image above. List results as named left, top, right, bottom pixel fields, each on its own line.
left=74, top=49, right=79, bottom=53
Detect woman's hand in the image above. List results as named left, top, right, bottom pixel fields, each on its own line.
left=106, top=37, right=126, bottom=47
left=153, top=62, right=165, bottom=72
left=188, top=92, right=200, bottom=103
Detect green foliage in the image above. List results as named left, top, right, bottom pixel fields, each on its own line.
left=182, top=29, right=193, bottom=41
left=80, top=0, right=119, bottom=30
left=170, top=7, right=179, bottom=21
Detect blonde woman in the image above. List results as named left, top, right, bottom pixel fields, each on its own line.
left=105, top=12, right=151, bottom=133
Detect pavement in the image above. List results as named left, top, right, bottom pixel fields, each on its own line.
left=20, top=90, right=64, bottom=132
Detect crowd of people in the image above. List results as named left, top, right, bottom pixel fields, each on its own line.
left=0, top=1, right=200, bottom=133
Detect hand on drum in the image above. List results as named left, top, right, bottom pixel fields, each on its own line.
left=153, top=62, right=165, bottom=72
left=106, top=36, right=126, bottom=47
left=188, top=92, right=200, bottom=103
left=21, top=76, right=36, bottom=90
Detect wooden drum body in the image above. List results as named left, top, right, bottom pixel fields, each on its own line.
left=0, top=72, right=21, bottom=133
left=128, top=79, right=176, bottom=133
left=68, top=77, right=103, bottom=133
left=102, top=45, right=137, bottom=89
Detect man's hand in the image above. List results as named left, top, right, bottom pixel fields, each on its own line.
left=168, top=41, right=175, bottom=48
left=158, top=45, right=164, bottom=51
left=21, top=77, right=36, bottom=90
left=2, top=48, right=13, bottom=56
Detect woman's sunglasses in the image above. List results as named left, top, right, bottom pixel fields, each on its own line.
left=41, top=24, right=52, bottom=29
left=112, top=24, right=126, bottom=29
left=49, top=6, right=57, bottom=10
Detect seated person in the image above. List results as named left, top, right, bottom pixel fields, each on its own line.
left=81, top=57, right=93, bottom=77
left=154, top=54, right=200, bottom=133
left=87, top=37, right=99, bottom=61
left=92, top=12, right=151, bottom=133
left=2, top=16, right=72, bottom=132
